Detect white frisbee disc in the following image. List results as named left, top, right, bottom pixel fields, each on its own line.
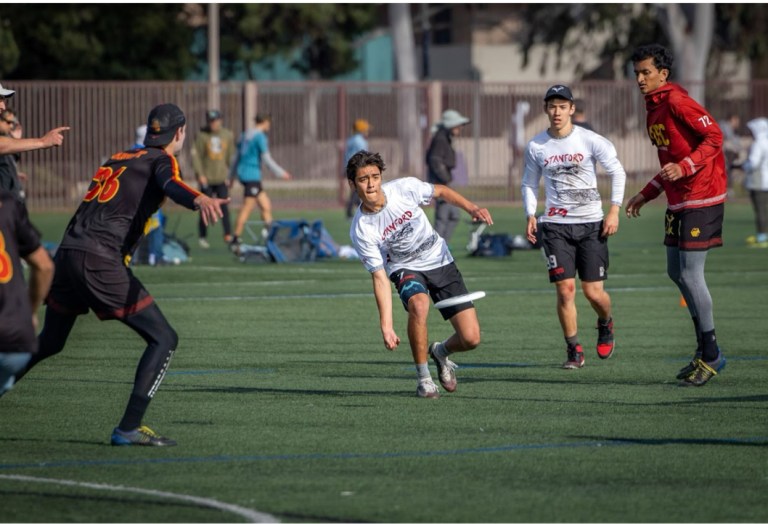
left=433, top=291, right=487, bottom=309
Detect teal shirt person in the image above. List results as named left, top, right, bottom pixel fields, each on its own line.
left=231, top=129, right=288, bottom=183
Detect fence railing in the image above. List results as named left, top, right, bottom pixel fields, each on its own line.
left=5, top=79, right=766, bottom=211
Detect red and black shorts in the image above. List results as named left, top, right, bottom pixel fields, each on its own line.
left=46, top=249, right=154, bottom=320
left=389, top=262, right=472, bottom=320
left=242, top=181, right=263, bottom=198
left=540, top=221, right=609, bottom=283
left=664, top=204, right=724, bottom=251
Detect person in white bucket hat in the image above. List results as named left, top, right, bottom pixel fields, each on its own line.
left=426, top=109, right=471, bottom=243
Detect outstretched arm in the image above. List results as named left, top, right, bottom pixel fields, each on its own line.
left=0, top=127, right=70, bottom=155
left=433, top=184, right=493, bottom=225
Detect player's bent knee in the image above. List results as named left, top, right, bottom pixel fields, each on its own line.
left=160, top=328, right=179, bottom=351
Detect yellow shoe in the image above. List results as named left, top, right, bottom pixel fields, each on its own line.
left=746, top=235, right=757, bottom=245
left=748, top=241, right=768, bottom=249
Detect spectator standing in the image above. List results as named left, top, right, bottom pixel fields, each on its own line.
left=191, top=110, right=235, bottom=248
left=426, top=109, right=471, bottom=244
left=742, top=117, right=768, bottom=248
left=0, top=109, right=24, bottom=201
left=573, top=99, right=595, bottom=132
left=344, top=119, right=370, bottom=218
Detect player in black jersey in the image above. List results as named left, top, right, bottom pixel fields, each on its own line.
left=10, top=104, right=229, bottom=446
left=0, top=190, right=54, bottom=396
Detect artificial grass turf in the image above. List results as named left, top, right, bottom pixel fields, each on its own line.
left=1, top=202, right=766, bottom=522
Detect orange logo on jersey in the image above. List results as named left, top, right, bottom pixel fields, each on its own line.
left=0, top=231, right=13, bottom=284
left=690, top=227, right=701, bottom=238
left=648, top=124, right=670, bottom=147
left=111, top=150, right=148, bottom=161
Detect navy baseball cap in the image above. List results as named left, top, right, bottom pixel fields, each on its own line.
left=544, top=85, right=574, bottom=102
left=144, top=103, right=186, bottom=147
left=206, top=109, right=222, bottom=121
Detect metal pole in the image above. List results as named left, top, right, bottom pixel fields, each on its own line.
left=208, top=3, right=220, bottom=110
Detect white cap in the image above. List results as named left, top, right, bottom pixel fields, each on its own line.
left=0, top=83, right=15, bottom=98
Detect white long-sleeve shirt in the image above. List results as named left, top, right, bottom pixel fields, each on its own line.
left=744, top=118, right=768, bottom=192
left=521, top=125, right=626, bottom=224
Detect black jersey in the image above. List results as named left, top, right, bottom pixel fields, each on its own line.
left=60, top=147, right=200, bottom=259
left=0, top=190, right=41, bottom=352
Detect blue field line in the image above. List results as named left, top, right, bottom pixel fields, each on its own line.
left=167, top=368, right=275, bottom=376
left=2, top=437, right=766, bottom=472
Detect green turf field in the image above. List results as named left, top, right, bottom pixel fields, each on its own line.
left=1, top=202, right=767, bottom=523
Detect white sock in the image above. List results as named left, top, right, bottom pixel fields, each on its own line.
left=435, top=341, right=451, bottom=359
left=416, top=363, right=431, bottom=381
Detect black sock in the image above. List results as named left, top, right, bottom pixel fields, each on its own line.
left=692, top=316, right=702, bottom=355
left=118, top=394, right=150, bottom=431
left=701, top=329, right=719, bottom=362
left=565, top=335, right=580, bottom=349
left=598, top=317, right=612, bottom=326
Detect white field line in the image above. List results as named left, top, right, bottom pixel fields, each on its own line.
left=0, top=474, right=279, bottom=523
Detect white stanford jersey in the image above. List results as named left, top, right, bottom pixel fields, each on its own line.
left=522, top=125, right=626, bottom=224
left=350, top=177, right=453, bottom=275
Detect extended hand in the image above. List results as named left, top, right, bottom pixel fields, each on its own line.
left=42, top=127, right=70, bottom=148
left=470, top=207, right=494, bottom=226
left=195, top=195, right=231, bottom=226
left=625, top=194, right=646, bottom=218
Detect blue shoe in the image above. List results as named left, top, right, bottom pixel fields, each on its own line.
left=111, top=425, right=177, bottom=447
left=680, top=351, right=725, bottom=387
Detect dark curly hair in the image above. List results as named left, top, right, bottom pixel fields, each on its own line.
left=630, top=44, right=674, bottom=76
left=346, top=150, right=386, bottom=182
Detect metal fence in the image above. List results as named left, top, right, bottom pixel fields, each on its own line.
left=6, top=79, right=768, bottom=211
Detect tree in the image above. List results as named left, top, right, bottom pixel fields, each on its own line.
left=0, top=5, right=197, bottom=80
left=217, top=4, right=377, bottom=80
left=0, top=17, right=20, bottom=77
left=520, top=3, right=768, bottom=84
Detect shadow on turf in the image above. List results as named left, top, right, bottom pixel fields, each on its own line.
left=0, top=488, right=221, bottom=512
left=575, top=435, right=768, bottom=447
left=0, top=437, right=105, bottom=447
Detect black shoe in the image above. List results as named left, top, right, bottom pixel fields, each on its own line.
left=562, top=344, right=585, bottom=369
left=676, top=350, right=703, bottom=380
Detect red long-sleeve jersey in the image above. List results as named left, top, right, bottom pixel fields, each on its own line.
left=639, top=83, right=727, bottom=211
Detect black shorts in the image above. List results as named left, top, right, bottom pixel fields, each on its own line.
left=389, top=262, right=472, bottom=320
left=664, top=204, right=724, bottom=251
left=202, top=183, right=229, bottom=199
left=46, top=249, right=154, bottom=320
left=242, top=181, right=263, bottom=198
left=540, top=221, right=608, bottom=283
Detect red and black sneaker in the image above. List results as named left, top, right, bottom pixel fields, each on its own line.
left=562, top=344, right=585, bottom=369
left=596, top=319, right=615, bottom=359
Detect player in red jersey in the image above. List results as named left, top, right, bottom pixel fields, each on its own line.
left=625, top=44, right=727, bottom=387
left=9, top=104, right=229, bottom=446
